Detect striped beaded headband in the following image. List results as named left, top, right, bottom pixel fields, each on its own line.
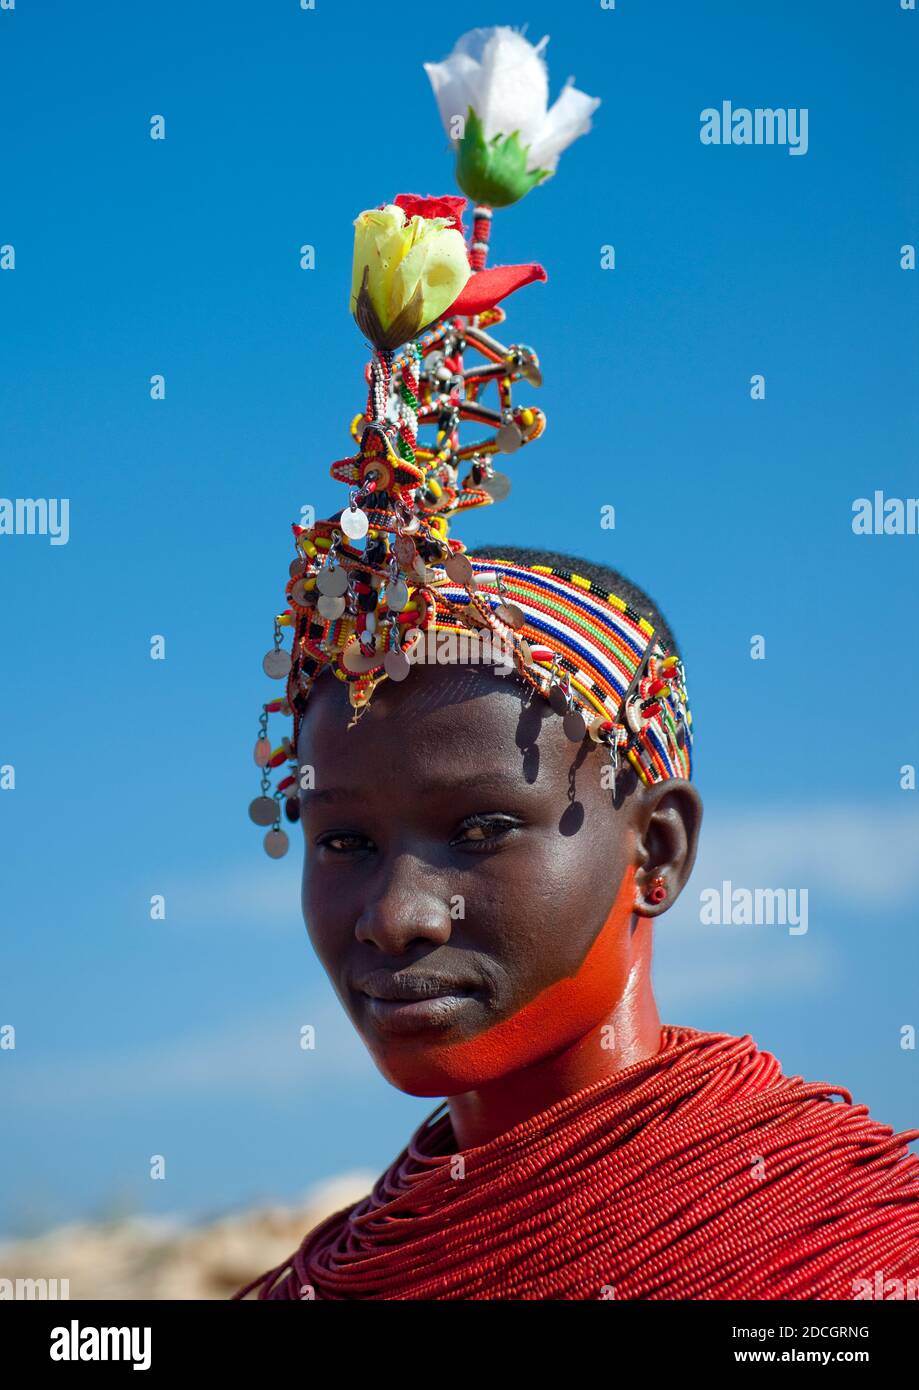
left=436, top=559, right=692, bottom=786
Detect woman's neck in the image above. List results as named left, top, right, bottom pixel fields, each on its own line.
left=447, top=959, right=662, bottom=1150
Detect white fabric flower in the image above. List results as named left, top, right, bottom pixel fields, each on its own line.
left=424, top=25, right=600, bottom=175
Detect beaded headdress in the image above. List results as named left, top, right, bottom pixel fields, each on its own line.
left=249, top=25, right=693, bottom=857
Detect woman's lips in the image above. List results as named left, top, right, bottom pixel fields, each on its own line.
left=362, top=992, right=479, bottom=1036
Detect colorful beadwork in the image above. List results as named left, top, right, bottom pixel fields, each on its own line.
left=250, top=194, right=693, bottom=854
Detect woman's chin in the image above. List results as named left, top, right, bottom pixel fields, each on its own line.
left=367, top=1037, right=505, bottom=1099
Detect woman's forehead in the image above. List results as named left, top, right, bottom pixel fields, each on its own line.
left=300, top=663, right=530, bottom=747
left=296, top=661, right=584, bottom=787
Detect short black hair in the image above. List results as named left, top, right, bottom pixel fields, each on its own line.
left=464, top=544, right=681, bottom=658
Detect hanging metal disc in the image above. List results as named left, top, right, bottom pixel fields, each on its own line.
left=563, top=709, right=587, bottom=742
left=289, top=557, right=306, bottom=578
left=495, top=421, right=523, bottom=454
left=549, top=684, right=569, bottom=715
left=386, top=578, right=409, bottom=611
left=384, top=648, right=411, bottom=681
left=444, top=553, right=474, bottom=585
left=317, top=594, right=346, bottom=620
left=249, top=796, right=278, bottom=826
left=394, top=535, right=417, bottom=566
left=495, top=601, right=526, bottom=630
left=482, top=471, right=512, bottom=501
left=316, top=564, right=349, bottom=597
left=289, top=579, right=312, bottom=607
left=340, top=506, right=369, bottom=540
left=264, top=828, right=290, bottom=859
left=263, top=649, right=291, bottom=679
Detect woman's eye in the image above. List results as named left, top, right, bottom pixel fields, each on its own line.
left=315, top=832, right=371, bottom=853
left=451, top=815, right=521, bottom=849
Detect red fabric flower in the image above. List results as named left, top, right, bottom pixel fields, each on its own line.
left=388, top=192, right=548, bottom=315
left=392, top=193, right=468, bottom=237
left=446, top=262, right=548, bottom=316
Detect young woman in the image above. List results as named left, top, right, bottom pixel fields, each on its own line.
left=233, top=190, right=919, bottom=1300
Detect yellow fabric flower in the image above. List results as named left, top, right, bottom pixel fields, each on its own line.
left=350, top=203, right=471, bottom=351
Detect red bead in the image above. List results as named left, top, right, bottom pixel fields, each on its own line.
left=649, top=877, right=667, bottom=904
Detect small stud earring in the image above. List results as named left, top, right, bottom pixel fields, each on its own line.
left=648, top=876, right=667, bottom=905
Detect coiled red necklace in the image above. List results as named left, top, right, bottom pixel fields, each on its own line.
left=233, top=1026, right=919, bottom=1300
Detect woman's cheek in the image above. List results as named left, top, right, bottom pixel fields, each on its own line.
left=372, top=864, right=637, bottom=1095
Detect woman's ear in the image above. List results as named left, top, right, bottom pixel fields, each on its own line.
left=632, top=781, right=703, bottom=918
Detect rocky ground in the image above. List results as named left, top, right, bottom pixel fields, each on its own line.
left=0, top=1173, right=374, bottom=1300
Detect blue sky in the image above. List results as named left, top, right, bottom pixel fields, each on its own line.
left=1, top=0, right=918, bottom=1236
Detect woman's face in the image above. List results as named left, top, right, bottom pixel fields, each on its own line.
left=297, top=661, right=663, bottom=1096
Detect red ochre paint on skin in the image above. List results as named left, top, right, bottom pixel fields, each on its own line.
left=379, top=864, right=639, bottom=1094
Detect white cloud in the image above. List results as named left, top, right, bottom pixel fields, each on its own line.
left=162, top=859, right=302, bottom=928
left=4, top=994, right=376, bottom=1107
left=655, top=939, right=834, bottom=1008
left=686, top=804, right=919, bottom=907
left=652, top=801, right=919, bottom=1008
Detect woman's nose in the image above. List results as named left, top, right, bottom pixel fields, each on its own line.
left=354, top=851, right=454, bottom=955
